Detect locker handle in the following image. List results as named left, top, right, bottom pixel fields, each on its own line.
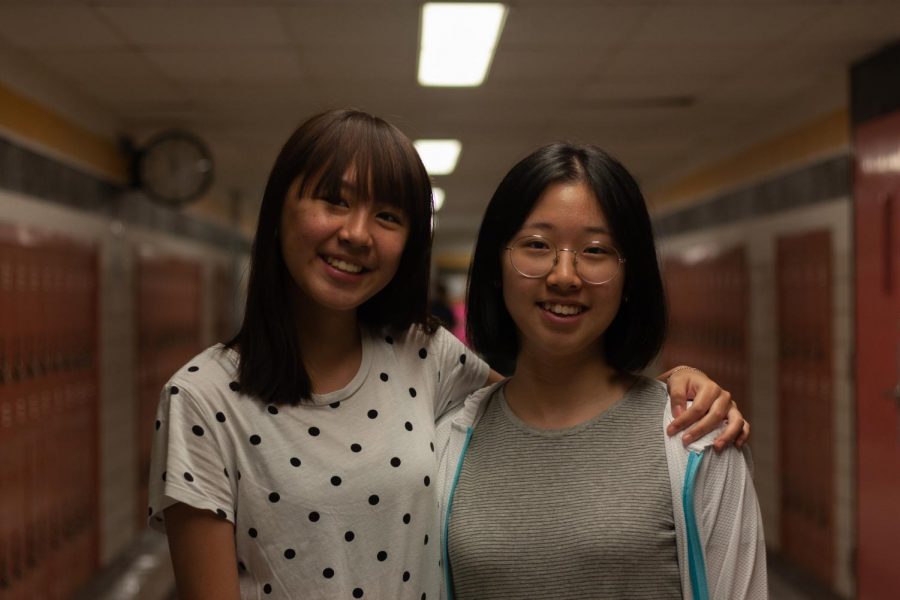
left=884, top=192, right=895, bottom=294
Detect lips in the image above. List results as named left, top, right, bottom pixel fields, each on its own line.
left=538, top=302, right=586, bottom=316
left=322, top=255, right=366, bottom=274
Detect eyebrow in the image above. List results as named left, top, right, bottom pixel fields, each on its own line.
left=526, top=222, right=611, bottom=235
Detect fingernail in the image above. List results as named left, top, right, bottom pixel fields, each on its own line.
left=682, top=433, right=692, bottom=444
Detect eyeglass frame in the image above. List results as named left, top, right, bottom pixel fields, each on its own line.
left=504, top=234, right=626, bottom=285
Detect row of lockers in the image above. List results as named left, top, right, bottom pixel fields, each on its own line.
left=0, top=231, right=99, bottom=600
left=134, top=257, right=204, bottom=528
left=660, top=229, right=835, bottom=587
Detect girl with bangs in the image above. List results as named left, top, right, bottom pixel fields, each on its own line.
left=147, top=110, right=749, bottom=599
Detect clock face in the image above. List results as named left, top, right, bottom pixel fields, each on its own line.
left=138, top=131, right=214, bottom=206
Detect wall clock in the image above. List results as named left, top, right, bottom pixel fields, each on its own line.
left=137, top=130, right=214, bottom=206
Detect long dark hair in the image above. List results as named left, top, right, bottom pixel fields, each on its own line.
left=466, top=143, right=667, bottom=375
left=228, top=109, right=434, bottom=404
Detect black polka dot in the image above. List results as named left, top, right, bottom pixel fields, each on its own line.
left=269, top=492, right=280, bottom=503
left=424, top=534, right=429, bottom=545
left=385, top=336, right=394, bottom=344
left=424, top=476, right=431, bottom=487
left=162, top=471, right=167, bottom=481
left=367, top=409, right=378, bottom=419
left=249, top=528, right=258, bottom=538
left=353, top=589, right=364, bottom=598
left=421, top=594, right=427, bottom=600
left=216, top=412, right=226, bottom=422
left=331, top=476, right=342, bottom=486
left=408, top=387, right=417, bottom=397
left=267, top=405, right=279, bottom=415
left=390, top=457, right=401, bottom=467
left=250, top=434, right=261, bottom=445
left=238, top=561, right=246, bottom=571
left=309, top=511, right=320, bottom=522
left=237, top=470, right=242, bottom=480
left=459, top=354, right=466, bottom=364
left=323, top=567, right=335, bottom=578
left=155, top=419, right=161, bottom=430
left=216, top=509, right=227, bottom=519
left=183, top=472, right=194, bottom=482
left=283, top=548, right=295, bottom=559
left=330, top=401, right=341, bottom=409
left=170, top=385, right=179, bottom=395
left=188, top=366, right=199, bottom=372
left=377, top=550, right=388, bottom=561
left=309, top=426, right=320, bottom=436
left=290, top=457, right=301, bottom=467
left=263, top=583, right=272, bottom=594
left=402, top=513, right=411, bottom=524
left=344, top=531, right=355, bottom=542
left=148, top=506, right=152, bottom=516
left=223, top=468, right=228, bottom=478
left=418, top=348, right=427, bottom=359
left=429, top=442, right=435, bottom=452
left=351, top=443, right=362, bottom=452
left=405, top=421, right=413, bottom=431
left=403, top=571, right=410, bottom=582
left=192, top=425, right=204, bottom=436
left=379, top=372, right=389, bottom=382
left=229, top=381, right=240, bottom=392
left=368, top=495, right=379, bottom=505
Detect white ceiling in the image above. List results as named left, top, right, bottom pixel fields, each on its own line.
left=0, top=0, right=898, bottom=251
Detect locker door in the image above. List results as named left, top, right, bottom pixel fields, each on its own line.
left=777, top=229, right=834, bottom=586
left=855, top=110, right=900, bottom=598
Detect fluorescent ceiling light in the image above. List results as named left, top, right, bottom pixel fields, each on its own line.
left=432, top=187, right=446, bottom=212
left=414, top=139, right=461, bottom=175
left=418, top=3, right=508, bottom=87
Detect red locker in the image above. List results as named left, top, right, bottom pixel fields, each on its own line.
left=777, top=229, right=834, bottom=586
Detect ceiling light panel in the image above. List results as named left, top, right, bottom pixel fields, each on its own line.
left=414, top=139, right=462, bottom=175
left=418, top=2, right=507, bottom=87
left=432, top=187, right=446, bottom=211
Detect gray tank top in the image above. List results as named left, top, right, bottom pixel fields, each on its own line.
left=448, top=376, right=681, bottom=599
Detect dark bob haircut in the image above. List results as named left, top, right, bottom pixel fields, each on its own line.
left=228, top=109, right=434, bottom=404
left=466, top=143, right=667, bottom=375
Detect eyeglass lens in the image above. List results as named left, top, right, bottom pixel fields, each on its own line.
left=508, top=236, right=621, bottom=284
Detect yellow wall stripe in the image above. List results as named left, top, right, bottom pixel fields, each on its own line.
left=649, top=109, right=850, bottom=207
left=0, top=81, right=128, bottom=183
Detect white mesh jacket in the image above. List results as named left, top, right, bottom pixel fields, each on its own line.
left=434, top=380, right=768, bottom=600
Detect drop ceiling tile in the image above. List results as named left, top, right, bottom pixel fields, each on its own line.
left=97, top=6, right=290, bottom=47
left=144, top=49, right=303, bottom=84
left=280, top=4, right=418, bottom=47
left=0, top=7, right=126, bottom=49
left=299, top=45, right=416, bottom=83
left=629, top=4, right=824, bottom=45
left=501, top=4, right=652, bottom=49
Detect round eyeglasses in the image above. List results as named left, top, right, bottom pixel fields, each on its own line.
left=505, top=234, right=625, bottom=285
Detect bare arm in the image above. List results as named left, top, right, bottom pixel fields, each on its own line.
left=165, top=503, right=241, bottom=600
left=659, top=366, right=750, bottom=450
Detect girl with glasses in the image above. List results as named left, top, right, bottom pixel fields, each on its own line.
left=439, top=143, right=766, bottom=599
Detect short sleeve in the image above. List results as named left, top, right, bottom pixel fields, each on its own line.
left=428, top=327, right=490, bottom=419
left=147, top=382, right=237, bottom=532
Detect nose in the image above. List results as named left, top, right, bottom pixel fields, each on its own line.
left=338, top=207, right=372, bottom=249
left=545, top=248, right=582, bottom=290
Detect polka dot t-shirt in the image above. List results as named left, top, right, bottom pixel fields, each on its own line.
left=147, top=326, right=488, bottom=600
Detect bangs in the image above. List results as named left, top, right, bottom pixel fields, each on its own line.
left=296, top=116, right=430, bottom=220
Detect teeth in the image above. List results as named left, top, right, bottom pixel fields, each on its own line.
left=325, top=257, right=363, bottom=274
left=541, top=303, right=584, bottom=316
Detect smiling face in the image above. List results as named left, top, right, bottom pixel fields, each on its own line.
left=501, top=181, right=625, bottom=363
left=279, top=173, right=409, bottom=317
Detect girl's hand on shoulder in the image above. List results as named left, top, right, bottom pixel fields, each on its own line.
left=660, top=366, right=750, bottom=451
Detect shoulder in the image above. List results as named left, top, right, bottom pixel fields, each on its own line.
left=165, top=344, right=242, bottom=407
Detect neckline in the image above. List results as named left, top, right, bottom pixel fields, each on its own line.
left=495, top=378, right=643, bottom=438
